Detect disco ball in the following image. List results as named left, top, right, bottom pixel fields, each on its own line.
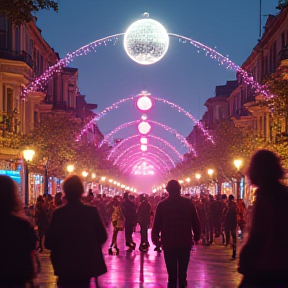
left=124, top=18, right=169, bottom=65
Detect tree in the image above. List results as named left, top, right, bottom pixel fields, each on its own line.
left=0, top=0, right=58, bottom=26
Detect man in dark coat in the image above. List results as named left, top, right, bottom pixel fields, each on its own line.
left=152, top=180, right=201, bottom=288
left=121, top=191, right=137, bottom=250
left=136, top=193, right=151, bottom=251
left=45, top=175, right=108, bottom=288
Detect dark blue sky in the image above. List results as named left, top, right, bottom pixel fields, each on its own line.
left=37, top=0, right=277, bottom=156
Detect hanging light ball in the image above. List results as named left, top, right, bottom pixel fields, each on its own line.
left=124, top=17, right=169, bottom=65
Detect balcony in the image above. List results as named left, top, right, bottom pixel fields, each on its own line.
left=0, top=50, right=34, bottom=69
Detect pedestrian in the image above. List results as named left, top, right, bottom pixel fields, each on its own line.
left=152, top=180, right=201, bottom=288
left=34, top=195, right=48, bottom=252
left=236, top=198, right=246, bottom=240
left=45, top=175, right=108, bottom=288
left=238, top=149, right=288, bottom=288
left=107, top=196, right=125, bottom=255
left=137, top=193, right=152, bottom=252
left=121, top=191, right=137, bottom=251
left=223, top=194, right=237, bottom=259
left=0, top=175, right=38, bottom=288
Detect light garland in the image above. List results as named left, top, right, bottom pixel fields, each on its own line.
left=119, top=152, right=171, bottom=171
left=23, top=33, right=124, bottom=98
left=122, top=157, right=165, bottom=177
left=77, top=91, right=213, bottom=144
left=169, top=33, right=274, bottom=100
left=108, top=134, right=183, bottom=161
left=100, top=119, right=195, bottom=155
left=113, top=144, right=176, bottom=168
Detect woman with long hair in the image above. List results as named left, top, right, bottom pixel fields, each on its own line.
left=238, top=149, right=288, bottom=288
left=0, top=175, right=37, bottom=287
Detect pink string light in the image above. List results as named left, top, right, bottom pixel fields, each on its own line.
left=119, top=152, right=171, bottom=171
left=108, top=134, right=183, bottom=160
left=169, top=33, right=274, bottom=100
left=77, top=90, right=213, bottom=144
left=23, top=33, right=124, bottom=98
left=113, top=144, right=176, bottom=168
left=100, top=119, right=195, bottom=155
left=122, top=158, right=166, bottom=176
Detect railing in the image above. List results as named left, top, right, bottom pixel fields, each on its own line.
left=0, top=49, right=34, bottom=68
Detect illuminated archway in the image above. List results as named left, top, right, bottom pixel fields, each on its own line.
left=108, top=134, right=183, bottom=161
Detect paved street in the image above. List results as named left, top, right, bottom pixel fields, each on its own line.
left=36, top=225, right=242, bottom=288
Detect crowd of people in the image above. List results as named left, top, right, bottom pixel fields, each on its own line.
left=0, top=149, right=288, bottom=288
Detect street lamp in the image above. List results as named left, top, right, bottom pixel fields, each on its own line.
left=208, top=169, right=214, bottom=176
left=23, top=149, right=35, bottom=206
left=82, top=171, right=88, bottom=177
left=67, top=164, right=74, bottom=173
left=195, top=173, right=201, bottom=180
left=234, top=159, right=243, bottom=199
left=234, top=159, right=243, bottom=171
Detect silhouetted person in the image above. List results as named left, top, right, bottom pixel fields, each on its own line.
left=0, top=175, right=37, bottom=288
left=152, top=180, right=201, bottom=288
left=238, top=150, right=288, bottom=288
left=223, top=194, right=237, bottom=259
left=45, top=175, right=107, bottom=288
left=121, top=191, right=137, bottom=250
left=137, top=193, right=151, bottom=252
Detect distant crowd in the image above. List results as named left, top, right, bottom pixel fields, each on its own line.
left=1, top=149, right=288, bottom=288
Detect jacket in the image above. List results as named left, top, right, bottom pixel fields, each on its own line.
left=45, top=201, right=107, bottom=278
left=152, top=195, right=201, bottom=248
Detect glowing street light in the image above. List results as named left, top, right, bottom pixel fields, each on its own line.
left=82, top=171, right=88, bottom=178
left=91, top=173, right=96, bottom=179
left=101, top=176, right=106, bottom=181
left=195, top=173, right=201, bottom=180
left=67, top=164, right=74, bottom=173
left=141, top=144, right=148, bottom=151
left=179, top=180, right=184, bottom=184
left=185, top=177, right=191, bottom=183
left=234, top=159, right=243, bottom=170
left=208, top=169, right=214, bottom=176
left=140, top=137, right=148, bottom=144
left=23, top=149, right=35, bottom=162
left=109, top=179, right=113, bottom=183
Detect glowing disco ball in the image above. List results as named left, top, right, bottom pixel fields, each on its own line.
left=137, top=96, right=152, bottom=111
left=124, top=17, right=169, bottom=65
left=138, top=121, right=151, bottom=134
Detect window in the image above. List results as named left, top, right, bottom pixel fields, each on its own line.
left=218, top=106, right=226, bottom=120
left=0, top=14, right=7, bottom=50
left=15, top=26, right=20, bottom=52
left=3, top=87, right=13, bottom=113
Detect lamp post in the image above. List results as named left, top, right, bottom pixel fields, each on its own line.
left=23, top=149, right=35, bottom=206
left=234, top=159, right=243, bottom=199
left=207, top=169, right=216, bottom=195
left=195, top=173, right=201, bottom=195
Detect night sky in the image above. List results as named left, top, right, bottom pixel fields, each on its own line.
left=36, top=0, right=277, bottom=165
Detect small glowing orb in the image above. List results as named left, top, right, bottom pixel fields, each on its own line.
left=140, top=137, right=148, bottom=144
left=138, top=121, right=151, bottom=134
left=141, top=144, right=148, bottom=151
left=137, top=96, right=152, bottom=111
left=141, top=114, right=148, bottom=120
left=124, top=18, right=169, bottom=65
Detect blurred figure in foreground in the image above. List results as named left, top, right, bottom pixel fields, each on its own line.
left=152, top=180, right=201, bottom=288
left=0, top=175, right=37, bottom=288
left=238, top=150, right=288, bottom=288
left=45, top=175, right=107, bottom=288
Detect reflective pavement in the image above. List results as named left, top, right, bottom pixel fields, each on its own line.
left=37, top=225, right=242, bottom=288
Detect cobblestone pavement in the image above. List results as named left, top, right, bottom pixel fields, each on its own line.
left=36, top=225, right=243, bottom=288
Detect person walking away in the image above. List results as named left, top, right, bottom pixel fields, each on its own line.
left=45, top=175, right=107, bottom=288
left=0, top=175, right=38, bottom=288
left=121, top=191, right=137, bottom=251
left=223, top=195, right=237, bottom=259
left=238, top=150, right=288, bottom=288
left=220, top=194, right=228, bottom=244
left=137, top=193, right=152, bottom=252
left=107, top=196, right=125, bottom=255
left=152, top=180, right=201, bottom=288
left=34, top=195, right=48, bottom=252
left=236, top=198, right=246, bottom=240
left=206, top=194, right=217, bottom=244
